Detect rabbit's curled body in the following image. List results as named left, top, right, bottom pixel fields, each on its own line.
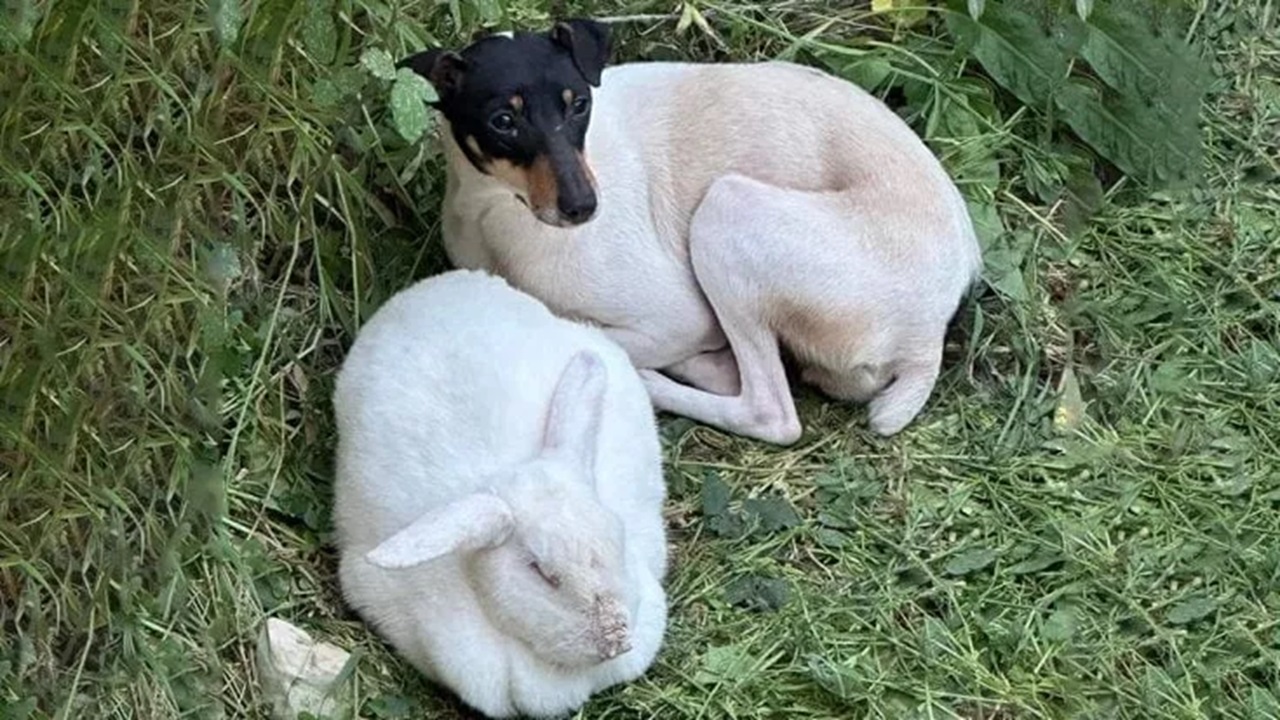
left=333, top=269, right=668, bottom=719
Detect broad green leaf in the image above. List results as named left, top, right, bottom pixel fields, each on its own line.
left=814, top=528, right=851, bottom=548
left=982, top=233, right=1029, bottom=302
left=901, top=76, right=934, bottom=117
left=468, top=0, right=502, bottom=24
left=390, top=68, right=434, bottom=143
left=1042, top=607, right=1077, bottom=642
left=1079, top=4, right=1208, bottom=107
left=1007, top=552, right=1063, bottom=575
left=201, top=242, right=242, bottom=293
left=1146, top=361, right=1182, bottom=394
left=361, top=48, right=397, bottom=81
left=1250, top=688, right=1280, bottom=718
left=366, top=693, right=417, bottom=718
left=1059, top=160, right=1105, bottom=237
left=944, top=546, right=997, bottom=576
left=2, top=697, right=37, bottom=720
left=724, top=575, right=791, bottom=612
left=1055, top=80, right=1202, bottom=188
left=817, top=509, right=855, bottom=530
left=807, top=655, right=863, bottom=701
left=303, top=2, right=337, bottom=65
left=934, top=83, right=1001, bottom=193
left=209, top=0, right=243, bottom=48
left=405, top=67, right=438, bottom=103
left=966, top=200, right=1004, bottom=252
left=1240, top=338, right=1280, bottom=390
left=1141, top=666, right=1180, bottom=707
left=1069, top=6, right=1209, bottom=188
left=743, top=496, right=800, bottom=534
left=0, top=0, right=41, bottom=50
left=312, top=79, right=340, bottom=107
left=1082, top=8, right=1160, bottom=97
left=1019, top=144, right=1071, bottom=203
left=660, top=417, right=696, bottom=444
left=944, top=0, right=1068, bottom=107
left=708, top=512, right=748, bottom=539
left=1258, top=78, right=1280, bottom=115
left=694, top=644, right=753, bottom=685
left=700, top=472, right=749, bottom=540
left=837, top=57, right=896, bottom=92
left=333, top=66, right=368, bottom=97
left=1165, top=596, right=1216, bottom=625
left=700, top=471, right=730, bottom=518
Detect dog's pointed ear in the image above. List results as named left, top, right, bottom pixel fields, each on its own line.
left=397, top=49, right=469, bottom=98
left=550, top=18, right=611, bottom=87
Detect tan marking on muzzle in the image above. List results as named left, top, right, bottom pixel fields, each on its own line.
left=486, top=158, right=532, bottom=199
left=484, top=151, right=598, bottom=226
left=525, top=155, right=559, bottom=217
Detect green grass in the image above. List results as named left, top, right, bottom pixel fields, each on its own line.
left=2, top=0, right=1279, bottom=718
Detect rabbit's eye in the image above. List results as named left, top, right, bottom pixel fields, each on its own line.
left=529, top=561, right=561, bottom=588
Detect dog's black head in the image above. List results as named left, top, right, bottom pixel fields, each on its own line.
left=399, top=19, right=612, bottom=228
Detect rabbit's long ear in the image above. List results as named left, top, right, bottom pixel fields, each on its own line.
left=365, top=493, right=514, bottom=569
left=540, top=350, right=607, bottom=474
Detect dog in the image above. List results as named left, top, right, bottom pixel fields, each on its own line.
left=398, top=19, right=982, bottom=445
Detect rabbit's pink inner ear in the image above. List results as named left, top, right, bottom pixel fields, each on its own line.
left=365, top=493, right=514, bottom=569
left=540, top=351, right=608, bottom=472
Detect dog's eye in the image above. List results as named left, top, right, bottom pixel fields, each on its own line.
left=570, top=96, right=590, bottom=117
left=529, top=561, right=561, bottom=588
left=489, top=111, right=517, bottom=134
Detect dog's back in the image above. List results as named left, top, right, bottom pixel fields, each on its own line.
left=591, top=61, right=981, bottom=282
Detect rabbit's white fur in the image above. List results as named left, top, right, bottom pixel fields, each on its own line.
left=333, top=269, right=668, bottom=719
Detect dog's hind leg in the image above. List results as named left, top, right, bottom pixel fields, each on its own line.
left=641, top=173, right=950, bottom=442
left=661, top=349, right=740, bottom=397
left=640, top=331, right=799, bottom=445
left=638, top=175, right=830, bottom=445
left=866, top=353, right=942, bottom=436
left=804, top=347, right=942, bottom=437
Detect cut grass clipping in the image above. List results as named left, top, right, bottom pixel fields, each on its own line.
left=3, top=0, right=1280, bottom=718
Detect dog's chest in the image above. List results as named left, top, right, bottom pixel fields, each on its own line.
left=442, top=185, right=717, bottom=367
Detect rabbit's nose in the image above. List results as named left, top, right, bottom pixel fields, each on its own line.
left=592, top=594, right=631, bottom=660
left=598, top=636, right=632, bottom=661
left=596, top=619, right=631, bottom=660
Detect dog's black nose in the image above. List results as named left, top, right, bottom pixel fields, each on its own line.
left=558, top=194, right=597, bottom=224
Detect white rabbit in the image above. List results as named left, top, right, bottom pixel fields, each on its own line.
left=332, top=269, right=669, bottom=719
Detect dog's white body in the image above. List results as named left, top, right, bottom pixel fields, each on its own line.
left=442, top=60, right=982, bottom=443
